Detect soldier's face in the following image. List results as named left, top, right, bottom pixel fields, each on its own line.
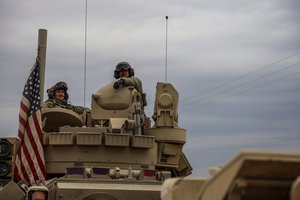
left=119, top=69, right=129, bottom=78
left=54, top=89, right=65, bottom=101
left=32, top=191, right=46, bottom=200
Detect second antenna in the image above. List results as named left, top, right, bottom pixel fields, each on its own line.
left=165, top=16, right=169, bottom=83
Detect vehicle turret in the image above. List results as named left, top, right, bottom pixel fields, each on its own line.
left=40, top=81, right=191, bottom=179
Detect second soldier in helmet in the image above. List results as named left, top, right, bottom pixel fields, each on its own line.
left=113, top=61, right=147, bottom=106
left=113, top=62, right=142, bottom=92
left=42, top=81, right=90, bottom=115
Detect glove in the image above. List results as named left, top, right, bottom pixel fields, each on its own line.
left=113, top=79, right=124, bottom=89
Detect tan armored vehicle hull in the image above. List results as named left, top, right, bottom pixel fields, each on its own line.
left=161, top=150, right=300, bottom=200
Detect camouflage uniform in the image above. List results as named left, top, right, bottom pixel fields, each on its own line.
left=43, top=81, right=90, bottom=115
left=42, top=99, right=90, bottom=115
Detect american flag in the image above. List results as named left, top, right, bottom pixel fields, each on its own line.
left=14, top=60, right=46, bottom=184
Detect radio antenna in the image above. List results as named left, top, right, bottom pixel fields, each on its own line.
left=165, top=16, right=168, bottom=83
left=83, top=0, right=88, bottom=106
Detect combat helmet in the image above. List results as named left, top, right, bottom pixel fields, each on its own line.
left=114, top=61, right=135, bottom=79
left=47, top=81, right=69, bottom=100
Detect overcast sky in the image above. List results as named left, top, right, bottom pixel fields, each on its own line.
left=1, top=0, right=300, bottom=177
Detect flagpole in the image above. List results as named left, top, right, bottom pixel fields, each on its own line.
left=37, top=29, right=47, bottom=103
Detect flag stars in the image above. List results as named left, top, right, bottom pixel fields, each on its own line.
left=22, top=63, right=41, bottom=113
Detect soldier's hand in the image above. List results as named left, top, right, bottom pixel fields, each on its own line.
left=113, top=79, right=124, bottom=89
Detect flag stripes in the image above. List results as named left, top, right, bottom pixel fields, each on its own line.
left=14, top=61, right=46, bottom=184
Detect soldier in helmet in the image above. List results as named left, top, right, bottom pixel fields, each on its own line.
left=113, top=61, right=147, bottom=106
left=113, top=62, right=142, bottom=92
left=42, top=81, right=90, bottom=115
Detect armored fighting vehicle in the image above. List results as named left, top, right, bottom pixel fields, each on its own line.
left=0, top=78, right=192, bottom=200
left=1, top=29, right=300, bottom=200
left=0, top=30, right=192, bottom=200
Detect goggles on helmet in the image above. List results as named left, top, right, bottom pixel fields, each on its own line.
left=55, top=82, right=68, bottom=90
left=116, top=63, right=131, bottom=71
